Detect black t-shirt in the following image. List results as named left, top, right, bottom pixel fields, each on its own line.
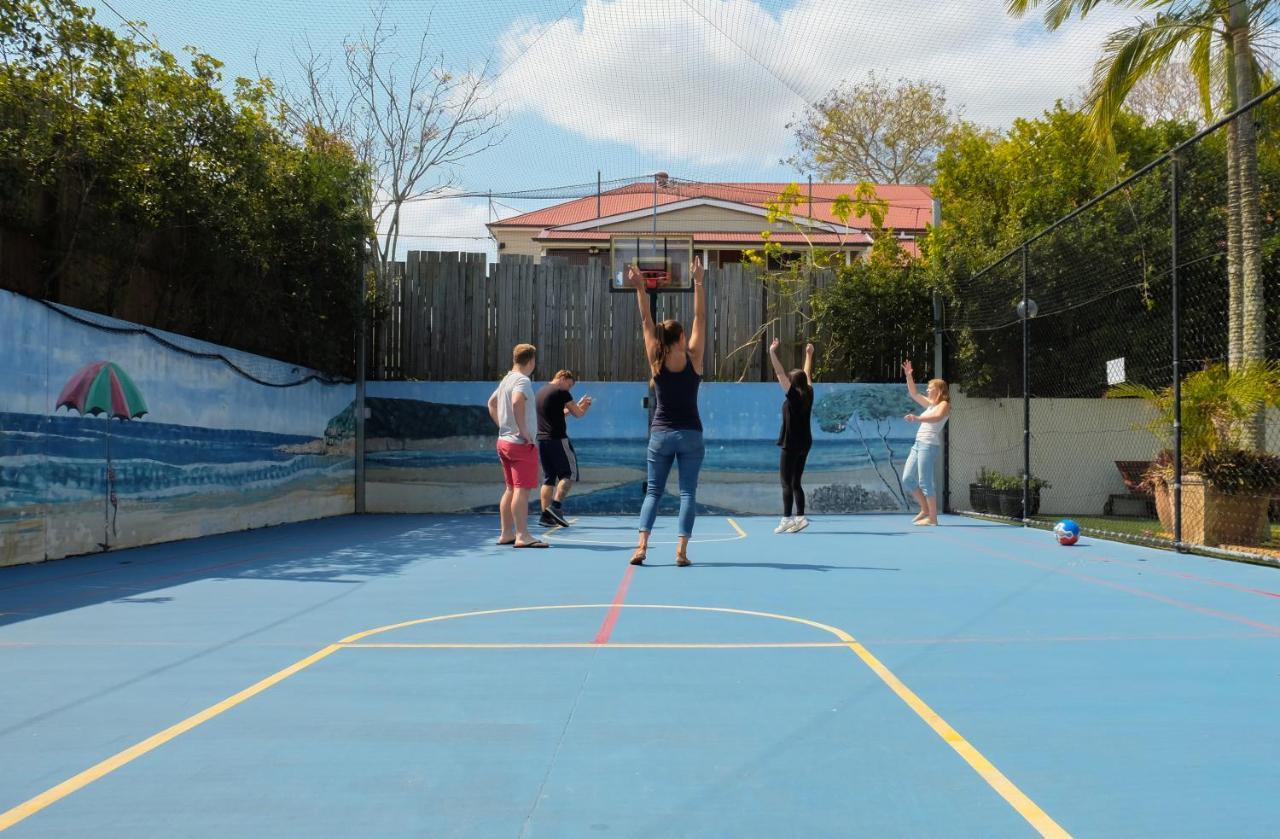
left=777, top=385, right=813, bottom=450
left=536, top=384, right=574, bottom=440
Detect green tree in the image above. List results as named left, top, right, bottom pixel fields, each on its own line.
left=0, top=0, right=369, bottom=374
left=1008, top=0, right=1274, bottom=445
left=786, top=72, right=957, bottom=184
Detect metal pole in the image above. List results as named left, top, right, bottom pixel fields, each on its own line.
left=933, top=199, right=946, bottom=513
left=1021, top=245, right=1030, bottom=526
left=808, top=174, right=813, bottom=219
left=1171, top=154, right=1183, bottom=550
left=597, top=171, right=601, bottom=218
left=355, top=257, right=367, bottom=515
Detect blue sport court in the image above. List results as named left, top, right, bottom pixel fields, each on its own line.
left=2, top=514, right=1278, bottom=837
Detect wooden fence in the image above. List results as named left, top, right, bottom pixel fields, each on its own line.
left=369, top=251, right=879, bottom=382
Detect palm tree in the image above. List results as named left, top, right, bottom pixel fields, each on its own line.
left=1007, top=0, right=1274, bottom=446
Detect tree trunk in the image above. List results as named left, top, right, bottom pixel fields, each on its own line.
left=1230, top=4, right=1266, bottom=448
left=1226, top=93, right=1243, bottom=369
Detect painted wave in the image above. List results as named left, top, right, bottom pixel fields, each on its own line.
left=1, top=413, right=349, bottom=507
left=366, top=437, right=914, bottom=472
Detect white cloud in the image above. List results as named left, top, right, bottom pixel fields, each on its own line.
left=492, top=0, right=1149, bottom=168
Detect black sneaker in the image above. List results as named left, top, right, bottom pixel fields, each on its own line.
left=538, top=511, right=559, bottom=527
left=545, top=507, right=571, bottom=527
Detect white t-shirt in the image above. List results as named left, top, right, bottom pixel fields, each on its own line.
left=915, top=407, right=948, bottom=445
left=492, top=370, right=537, bottom=444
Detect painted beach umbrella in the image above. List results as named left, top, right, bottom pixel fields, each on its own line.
left=55, top=361, right=147, bottom=548
left=56, top=361, right=148, bottom=420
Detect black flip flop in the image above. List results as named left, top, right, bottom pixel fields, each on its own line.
left=514, top=540, right=550, bottom=549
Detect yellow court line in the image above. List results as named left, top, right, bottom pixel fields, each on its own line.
left=0, top=644, right=342, bottom=832
left=727, top=517, right=747, bottom=538
left=342, top=641, right=849, bottom=649
left=2, top=604, right=1070, bottom=838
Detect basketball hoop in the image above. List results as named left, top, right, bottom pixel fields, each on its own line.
left=640, top=269, right=671, bottom=290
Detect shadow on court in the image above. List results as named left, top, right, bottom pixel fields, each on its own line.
left=0, top=515, right=500, bottom=628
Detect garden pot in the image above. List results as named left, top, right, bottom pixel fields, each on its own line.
left=994, top=488, right=1040, bottom=518
left=1180, top=474, right=1271, bottom=547
left=969, top=484, right=993, bottom=514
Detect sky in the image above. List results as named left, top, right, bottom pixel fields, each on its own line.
left=102, top=0, right=1150, bottom=258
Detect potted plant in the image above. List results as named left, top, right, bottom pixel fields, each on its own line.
left=1109, top=362, right=1280, bottom=546
left=969, top=468, right=996, bottom=513
left=988, top=470, right=1050, bottom=519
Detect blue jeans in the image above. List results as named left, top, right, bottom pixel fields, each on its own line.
left=638, top=430, right=706, bottom=537
left=901, top=442, right=940, bottom=498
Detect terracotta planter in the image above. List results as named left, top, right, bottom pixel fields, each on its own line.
left=1180, top=474, right=1271, bottom=547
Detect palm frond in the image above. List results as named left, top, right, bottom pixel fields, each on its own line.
left=1085, top=11, right=1215, bottom=150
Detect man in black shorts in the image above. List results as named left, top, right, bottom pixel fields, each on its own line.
left=536, top=370, right=592, bottom=527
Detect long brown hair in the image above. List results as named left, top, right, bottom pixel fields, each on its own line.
left=788, top=368, right=811, bottom=397
left=929, top=378, right=950, bottom=403
left=651, top=319, right=685, bottom=372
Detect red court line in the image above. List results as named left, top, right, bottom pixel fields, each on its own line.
left=938, top=532, right=1280, bottom=636
left=593, top=566, right=635, bottom=644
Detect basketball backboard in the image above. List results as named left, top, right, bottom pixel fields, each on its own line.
left=609, top=234, right=695, bottom=293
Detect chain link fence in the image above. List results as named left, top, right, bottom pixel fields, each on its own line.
left=945, top=88, right=1280, bottom=565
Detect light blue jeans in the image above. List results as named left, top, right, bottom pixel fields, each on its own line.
left=638, top=430, right=706, bottom=537
left=901, top=442, right=940, bottom=498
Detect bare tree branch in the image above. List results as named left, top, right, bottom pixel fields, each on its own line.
left=277, top=1, right=506, bottom=291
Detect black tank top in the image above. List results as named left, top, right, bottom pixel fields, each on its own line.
left=651, top=353, right=702, bottom=432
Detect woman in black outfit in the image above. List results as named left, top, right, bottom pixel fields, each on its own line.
left=768, top=338, right=814, bottom=533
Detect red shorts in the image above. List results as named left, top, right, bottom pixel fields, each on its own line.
left=497, top=439, right=539, bottom=489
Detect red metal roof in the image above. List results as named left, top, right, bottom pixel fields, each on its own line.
left=534, top=230, right=872, bottom=245
left=492, top=182, right=933, bottom=232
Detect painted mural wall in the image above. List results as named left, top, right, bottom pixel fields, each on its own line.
left=0, top=291, right=356, bottom=566
left=364, top=380, right=926, bottom=516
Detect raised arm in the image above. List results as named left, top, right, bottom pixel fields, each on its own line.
left=686, top=256, right=707, bottom=373
left=565, top=394, right=591, bottom=418
left=629, top=265, right=659, bottom=367
left=902, top=359, right=932, bottom=408
left=767, top=338, right=789, bottom=393
left=804, top=343, right=815, bottom=383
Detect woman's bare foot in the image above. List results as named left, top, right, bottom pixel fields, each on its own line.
left=676, top=553, right=692, bottom=567
left=912, top=512, right=927, bottom=523
left=629, top=549, right=646, bottom=565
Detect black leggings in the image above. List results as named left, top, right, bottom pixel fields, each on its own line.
left=780, top=446, right=810, bottom=517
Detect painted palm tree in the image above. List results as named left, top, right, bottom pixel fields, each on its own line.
left=1007, top=0, right=1275, bottom=446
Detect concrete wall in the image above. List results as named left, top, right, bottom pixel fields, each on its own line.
left=363, top=380, right=923, bottom=516
left=946, top=391, right=1158, bottom=516
left=0, top=290, right=355, bottom=566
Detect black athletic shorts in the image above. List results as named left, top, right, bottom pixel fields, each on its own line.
left=538, top=438, right=579, bottom=484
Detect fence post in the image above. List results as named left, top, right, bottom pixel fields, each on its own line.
left=1171, top=154, right=1184, bottom=551
left=355, top=257, right=367, bottom=515
left=1021, top=244, right=1030, bottom=527
left=934, top=289, right=947, bottom=513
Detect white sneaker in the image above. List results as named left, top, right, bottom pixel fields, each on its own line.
left=788, top=516, right=810, bottom=533
left=774, top=517, right=794, bottom=534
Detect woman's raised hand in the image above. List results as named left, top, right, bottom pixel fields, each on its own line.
left=901, top=359, right=914, bottom=378
left=805, top=343, right=814, bottom=357
left=692, top=255, right=704, bottom=286
left=626, top=264, right=644, bottom=289
left=769, top=337, right=780, bottom=353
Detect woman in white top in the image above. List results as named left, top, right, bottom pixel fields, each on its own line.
left=901, top=359, right=950, bottom=526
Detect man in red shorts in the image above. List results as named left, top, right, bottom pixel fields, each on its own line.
left=487, top=343, right=548, bottom=548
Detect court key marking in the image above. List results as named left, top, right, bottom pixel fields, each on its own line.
left=0, top=602, right=1070, bottom=838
